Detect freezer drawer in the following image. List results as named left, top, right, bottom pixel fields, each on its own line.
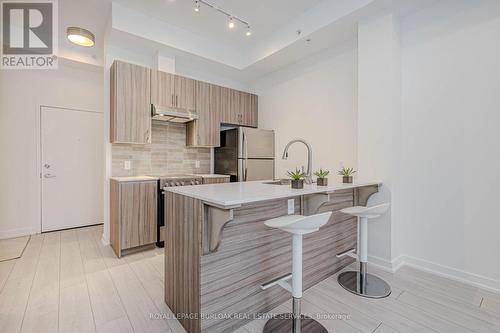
left=238, top=159, right=274, bottom=181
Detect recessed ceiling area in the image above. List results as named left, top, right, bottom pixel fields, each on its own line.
left=55, top=0, right=440, bottom=81
left=110, top=0, right=379, bottom=69
left=115, top=0, right=325, bottom=52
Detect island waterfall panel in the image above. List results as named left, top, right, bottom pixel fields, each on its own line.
left=164, top=193, right=202, bottom=333
left=165, top=188, right=370, bottom=333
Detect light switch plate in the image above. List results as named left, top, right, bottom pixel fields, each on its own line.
left=124, top=160, right=131, bottom=170
left=288, top=199, right=295, bottom=214
left=195, top=160, right=200, bottom=168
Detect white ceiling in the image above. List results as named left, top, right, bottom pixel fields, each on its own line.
left=116, top=0, right=325, bottom=53
left=56, top=0, right=440, bottom=82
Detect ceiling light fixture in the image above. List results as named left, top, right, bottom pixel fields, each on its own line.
left=228, top=17, right=235, bottom=29
left=67, top=27, right=95, bottom=47
left=193, top=0, right=251, bottom=37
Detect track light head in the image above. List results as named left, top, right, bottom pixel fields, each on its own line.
left=228, top=17, right=235, bottom=29
left=194, top=0, right=200, bottom=12
left=246, top=26, right=252, bottom=36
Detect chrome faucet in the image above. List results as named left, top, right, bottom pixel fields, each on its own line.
left=282, top=139, right=313, bottom=184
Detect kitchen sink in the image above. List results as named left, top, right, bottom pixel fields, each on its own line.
left=262, top=179, right=291, bottom=185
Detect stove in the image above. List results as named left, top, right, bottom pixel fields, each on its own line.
left=158, top=174, right=202, bottom=188
left=148, top=174, right=203, bottom=248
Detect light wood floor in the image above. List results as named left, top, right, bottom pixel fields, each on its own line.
left=1, top=225, right=499, bottom=333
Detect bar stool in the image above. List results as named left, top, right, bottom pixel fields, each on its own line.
left=337, top=203, right=391, bottom=298
left=261, top=212, right=332, bottom=333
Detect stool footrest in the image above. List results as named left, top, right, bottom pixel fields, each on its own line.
left=336, top=248, right=357, bottom=259
left=261, top=273, right=292, bottom=292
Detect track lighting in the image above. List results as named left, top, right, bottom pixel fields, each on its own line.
left=193, top=0, right=251, bottom=37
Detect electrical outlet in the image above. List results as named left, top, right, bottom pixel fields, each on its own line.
left=124, top=160, right=131, bottom=170
left=288, top=199, right=295, bottom=214
left=195, top=160, right=200, bottom=168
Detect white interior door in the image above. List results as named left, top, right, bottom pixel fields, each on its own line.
left=41, top=106, right=104, bottom=232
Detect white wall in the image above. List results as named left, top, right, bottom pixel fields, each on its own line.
left=357, top=12, right=402, bottom=268
left=0, top=60, right=104, bottom=238
left=250, top=40, right=358, bottom=179
left=398, top=0, right=500, bottom=289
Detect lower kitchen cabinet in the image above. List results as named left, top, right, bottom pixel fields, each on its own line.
left=110, top=179, right=157, bottom=257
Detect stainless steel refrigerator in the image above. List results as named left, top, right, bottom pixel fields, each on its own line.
left=215, top=127, right=275, bottom=182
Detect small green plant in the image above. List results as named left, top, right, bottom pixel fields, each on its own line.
left=338, top=167, right=356, bottom=177
left=287, top=168, right=305, bottom=181
left=314, top=168, right=330, bottom=179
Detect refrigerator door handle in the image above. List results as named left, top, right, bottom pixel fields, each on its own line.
left=243, top=131, right=248, bottom=181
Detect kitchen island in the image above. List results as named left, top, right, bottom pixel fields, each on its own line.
left=164, top=180, right=381, bottom=333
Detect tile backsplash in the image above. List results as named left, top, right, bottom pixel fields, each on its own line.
left=112, top=122, right=211, bottom=176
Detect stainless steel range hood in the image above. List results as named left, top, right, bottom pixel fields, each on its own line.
left=151, top=105, right=198, bottom=123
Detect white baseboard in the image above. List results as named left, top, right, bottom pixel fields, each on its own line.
left=368, top=254, right=405, bottom=273
left=368, top=255, right=500, bottom=293
left=0, top=227, right=40, bottom=239
left=368, top=254, right=500, bottom=293
left=402, top=255, right=500, bottom=294
left=101, top=234, right=109, bottom=246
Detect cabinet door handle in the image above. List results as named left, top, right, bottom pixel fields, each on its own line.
left=176, top=95, right=178, bottom=107
left=171, top=95, right=174, bottom=106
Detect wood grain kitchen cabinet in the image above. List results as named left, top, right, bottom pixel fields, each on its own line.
left=248, top=93, right=258, bottom=127
left=174, top=75, right=196, bottom=111
left=151, top=70, right=175, bottom=109
left=110, top=60, right=151, bottom=144
left=219, top=88, right=257, bottom=127
left=239, top=92, right=258, bottom=127
left=219, top=86, right=231, bottom=123
left=151, top=70, right=196, bottom=112
left=186, top=81, right=220, bottom=147
left=110, top=179, right=157, bottom=257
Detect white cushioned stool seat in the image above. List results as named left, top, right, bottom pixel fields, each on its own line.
left=340, top=203, right=390, bottom=219
left=264, top=212, right=332, bottom=235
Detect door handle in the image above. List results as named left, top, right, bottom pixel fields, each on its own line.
left=44, top=173, right=56, bottom=179
left=242, top=132, right=248, bottom=181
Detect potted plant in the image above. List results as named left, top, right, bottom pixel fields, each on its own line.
left=338, top=167, right=356, bottom=184
left=314, top=168, right=330, bottom=186
left=287, top=168, right=305, bottom=189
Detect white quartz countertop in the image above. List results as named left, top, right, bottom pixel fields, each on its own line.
left=110, top=176, right=159, bottom=182
left=195, top=174, right=230, bottom=178
left=165, top=180, right=381, bottom=208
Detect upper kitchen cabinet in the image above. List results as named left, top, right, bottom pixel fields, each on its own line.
left=110, top=60, right=151, bottom=144
left=240, top=92, right=258, bottom=127
left=174, top=75, right=196, bottom=111
left=186, top=81, right=220, bottom=147
left=220, top=89, right=258, bottom=127
left=151, top=70, right=175, bottom=109
left=151, top=70, right=196, bottom=112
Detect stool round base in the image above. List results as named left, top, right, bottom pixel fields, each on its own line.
left=263, top=313, right=328, bottom=333
left=338, top=271, right=391, bottom=298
